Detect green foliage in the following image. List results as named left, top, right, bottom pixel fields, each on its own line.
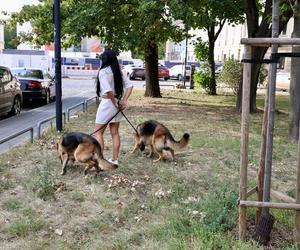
left=194, top=38, right=209, bottom=62
left=259, top=66, right=268, bottom=86
left=7, top=208, right=46, bottom=237
left=194, top=64, right=211, bottom=92
left=4, top=24, right=19, bottom=49
left=218, top=59, right=243, bottom=95
left=149, top=182, right=259, bottom=249
left=28, top=162, right=55, bottom=201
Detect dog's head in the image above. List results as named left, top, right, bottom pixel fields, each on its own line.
left=134, top=132, right=146, bottom=151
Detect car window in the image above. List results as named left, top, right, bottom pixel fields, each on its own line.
left=11, top=69, right=43, bottom=79
left=185, top=66, right=190, bottom=70
left=0, top=68, right=12, bottom=82
left=159, top=65, right=167, bottom=70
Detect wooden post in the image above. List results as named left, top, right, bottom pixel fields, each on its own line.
left=239, top=45, right=252, bottom=241
left=256, top=0, right=280, bottom=224
left=295, top=123, right=300, bottom=245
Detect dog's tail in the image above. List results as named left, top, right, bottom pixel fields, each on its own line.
left=98, top=158, right=118, bottom=170
left=166, top=132, right=190, bottom=151
left=94, top=144, right=118, bottom=170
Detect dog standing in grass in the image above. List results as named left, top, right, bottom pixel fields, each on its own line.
left=57, top=132, right=118, bottom=176
left=131, top=120, right=190, bottom=162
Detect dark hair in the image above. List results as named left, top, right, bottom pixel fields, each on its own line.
left=95, top=48, right=123, bottom=99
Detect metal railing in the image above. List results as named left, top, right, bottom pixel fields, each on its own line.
left=37, top=112, right=66, bottom=139
left=0, top=127, right=34, bottom=144
left=84, top=96, right=99, bottom=112
left=67, top=102, right=85, bottom=121
left=0, top=96, right=98, bottom=147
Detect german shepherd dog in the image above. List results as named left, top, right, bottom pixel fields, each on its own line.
left=131, top=120, right=190, bottom=162
left=57, top=132, right=118, bottom=176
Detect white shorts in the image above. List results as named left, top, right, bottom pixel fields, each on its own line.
left=95, top=99, right=123, bottom=124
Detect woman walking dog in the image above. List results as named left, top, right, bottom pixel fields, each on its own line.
left=94, top=49, right=133, bottom=165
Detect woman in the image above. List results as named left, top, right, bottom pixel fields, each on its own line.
left=94, top=49, right=133, bottom=165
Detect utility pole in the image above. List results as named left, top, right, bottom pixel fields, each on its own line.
left=183, top=35, right=188, bottom=87
left=54, top=0, right=62, bottom=131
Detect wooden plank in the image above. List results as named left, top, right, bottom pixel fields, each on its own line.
left=239, top=45, right=252, bottom=241
left=241, top=38, right=300, bottom=46
left=271, top=190, right=296, bottom=203
left=246, top=186, right=258, bottom=198
left=240, top=200, right=300, bottom=210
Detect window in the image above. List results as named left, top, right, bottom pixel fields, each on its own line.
left=0, top=68, right=11, bottom=82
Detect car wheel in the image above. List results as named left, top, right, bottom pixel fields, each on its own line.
left=9, top=96, right=21, bottom=116
left=178, top=74, right=183, bottom=81
left=51, top=95, right=56, bottom=102
left=45, top=90, right=50, bottom=104
left=164, top=77, right=168, bottom=81
left=141, top=77, right=145, bottom=80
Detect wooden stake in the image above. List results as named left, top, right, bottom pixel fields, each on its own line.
left=239, top=45, right=252, bottom=241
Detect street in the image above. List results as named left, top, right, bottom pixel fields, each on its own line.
left=0, top=77, right=183, bottom=153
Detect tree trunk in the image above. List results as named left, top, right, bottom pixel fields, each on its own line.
left=144, top=41, right=161, bottom=97
left=208, top=32, right=217, bottom=95
left=236, top=47, right=268, bottom=112
left=289, top=2, right=300, bottom=142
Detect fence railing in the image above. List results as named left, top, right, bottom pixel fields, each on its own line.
left=0, top=96, right=97, bottom=147
left=0, top=127, right=34, bottom=144
left=37, top=112, right=66, bottom=139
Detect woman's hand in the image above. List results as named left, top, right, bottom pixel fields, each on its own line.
left=118, top=100, right=127, bottom=111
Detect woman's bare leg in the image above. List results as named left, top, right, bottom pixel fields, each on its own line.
left=109, top=122, right=120, bottom=161
left=94, top=123, right=106, bottom=150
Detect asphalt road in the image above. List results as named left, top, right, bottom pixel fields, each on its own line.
left=0, top=77, right=183, bottom=154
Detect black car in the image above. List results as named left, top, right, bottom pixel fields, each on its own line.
left=128, top=67, right=145, bottom=80
left=0, top=66, right=23, bottom=116
left=11, top=68, right=56, bottom=104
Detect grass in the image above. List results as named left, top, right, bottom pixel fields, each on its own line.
left=0, top=89, right=296, bottom=249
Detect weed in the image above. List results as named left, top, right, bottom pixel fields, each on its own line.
left=28, top=161, right=56, bottom=201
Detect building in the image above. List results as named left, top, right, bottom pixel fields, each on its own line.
left=0, top=24, right=4, bottom=50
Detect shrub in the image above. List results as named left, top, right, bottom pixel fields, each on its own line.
left=259, top=66, right=268, bottom=86
left=218, top=59, right=242, bottom=95
left=193, top=63, right=211, bottom=92
left=28, top=162, right=56, bottom=201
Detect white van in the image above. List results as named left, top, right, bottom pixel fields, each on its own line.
left=169, top=65, right=191, bottom=80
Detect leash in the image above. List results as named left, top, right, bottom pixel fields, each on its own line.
left=90, top=109, right=122, bottom=136
left=121, top=111, right=138, bottom=134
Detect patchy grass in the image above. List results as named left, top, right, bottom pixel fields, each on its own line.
left=0, top=89, right=296, bottom=249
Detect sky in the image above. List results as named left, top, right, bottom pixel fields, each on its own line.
left=0, top=0, right=22, bottom=13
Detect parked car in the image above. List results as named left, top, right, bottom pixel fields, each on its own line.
left=0, top=66, right=23, bottom=116
left=169, top=64, right=191, bottom=80
left=11, top=68, right=56, bottom=104
left=123, top=65, right=145, bottom=80
left=158, top=64, right=170, bottom=80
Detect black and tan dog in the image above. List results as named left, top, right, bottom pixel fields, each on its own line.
left=131, top=120, right=190, bottom=162
left=57, top=132, right=118, bottom=176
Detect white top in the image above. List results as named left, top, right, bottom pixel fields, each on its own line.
left=95, top=66, right=133, bottom=124
left=98, top=66, right=133, bottom=96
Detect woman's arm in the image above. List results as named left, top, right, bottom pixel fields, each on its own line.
left=106, top=91, right=119, bottom=108
left=119, top=86, right=133, bottom=110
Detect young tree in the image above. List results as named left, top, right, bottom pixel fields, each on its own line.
left=9, top=0, right=184, bottom=97
left=170, top=0, right=244, bottom=95
left=289, top=0, right=300, bottom=142
left=236, top=0, right=294, bottom=112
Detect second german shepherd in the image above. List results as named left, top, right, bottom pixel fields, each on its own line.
left=131, top=120, right=190, bottom=162
left=57, top=132, right=118, bottom=176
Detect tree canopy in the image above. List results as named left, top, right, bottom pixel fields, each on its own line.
left=9, top=0, right=188, bottom=97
